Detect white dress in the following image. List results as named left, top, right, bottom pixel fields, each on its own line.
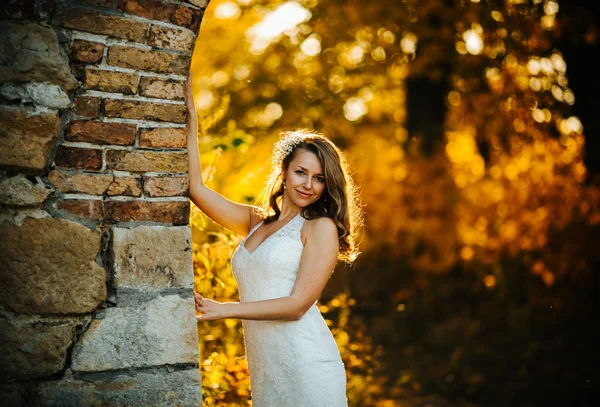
left=231, top=212, right=348, bottom=407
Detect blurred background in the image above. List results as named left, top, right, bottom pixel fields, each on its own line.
left=188, top=0, right=600, bottom=406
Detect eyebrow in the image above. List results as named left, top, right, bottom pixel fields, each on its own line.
left=297, top=165, right=324, bottom=176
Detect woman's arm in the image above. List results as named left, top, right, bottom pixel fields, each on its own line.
left=195, top=217, right=340, bottom=321
left=186, top=74, right=260, bottom=236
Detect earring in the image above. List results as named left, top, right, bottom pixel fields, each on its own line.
left=282, top=180, right=286, bottom=190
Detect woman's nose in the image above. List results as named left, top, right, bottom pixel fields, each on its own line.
left=303, top=177, right=313, bottom=189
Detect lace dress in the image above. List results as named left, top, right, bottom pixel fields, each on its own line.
left=231, top=212, right=348, bottom=407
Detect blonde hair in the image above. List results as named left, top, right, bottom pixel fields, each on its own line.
left=255, top=130, right=363, bottom=264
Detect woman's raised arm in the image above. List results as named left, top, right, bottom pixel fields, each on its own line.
left=186, top=74, right=259, bottom=236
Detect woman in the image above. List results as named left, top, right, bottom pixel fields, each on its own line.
left=186, top=76, right=362, bottom=406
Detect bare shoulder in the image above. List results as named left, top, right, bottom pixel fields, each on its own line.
left=247, top=207, right=267, bottom=234
left=301, top=216, right=338, bottom=246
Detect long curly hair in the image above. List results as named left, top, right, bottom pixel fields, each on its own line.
left=255, top=130, right=363, bottom=264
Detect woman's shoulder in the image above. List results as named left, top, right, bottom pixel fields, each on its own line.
left=247, top=207, right=268, bottom=232
left=302, top=214, right=335, bottom=228
left=301, top=215, right=337, bottom=243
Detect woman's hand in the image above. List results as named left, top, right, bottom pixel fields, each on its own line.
left=194, top=291, right=228, bottom=321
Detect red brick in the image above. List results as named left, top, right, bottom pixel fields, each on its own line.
left=148, top=25, right=194, bottom=52
left=54, top=146, right=102, bottom=171
left=107, top=176, right=142, bottom=196
left=106, top=45, right=189, bottom=75
left=139, top=127, right=186, bottom=148
left=66, top=120, right=137, bottom=146
left=106, top=150, right=187, bottom=172
left=117, top=0, right=171, bottom=19
left=117, top=0, right=203, bottom=31
left=48, top=169, right=113, bottom=195
left=72, top=96, right=101, bottom=118
left=72, top=40, right=104, bottom=64
left=57, top=199, right=103, bottom=220
left=139, top=77, right=185, bottom=100
left=104, top=199, right=189, bottom=224
left=143, top=175, right=189, bottom=197
left=104, top=99, right=186, bottom=123
left=55, top=8, right=149, bottom=43
left=85, top=68, right=138, bottom=94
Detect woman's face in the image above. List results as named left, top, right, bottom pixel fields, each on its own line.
left=283, top=148, right=326, bottom=208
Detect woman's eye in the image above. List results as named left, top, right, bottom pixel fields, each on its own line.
left=295, top=170, right=304, bottom=175
left=316, top=177, right=325, bottom=183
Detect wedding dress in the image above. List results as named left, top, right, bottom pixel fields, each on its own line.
left=231, top=212, right=348, bottom=407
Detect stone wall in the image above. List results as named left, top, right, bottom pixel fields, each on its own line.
left=0, top=1, right=208, bottom=405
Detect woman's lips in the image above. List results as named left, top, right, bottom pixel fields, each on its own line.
left=296, top=190, right=313, bottom=198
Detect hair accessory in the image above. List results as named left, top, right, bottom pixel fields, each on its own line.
left=271, top=131, right=306, bottom=167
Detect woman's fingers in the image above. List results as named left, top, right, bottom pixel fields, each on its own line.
left=193, top=291, right=204, bottom=313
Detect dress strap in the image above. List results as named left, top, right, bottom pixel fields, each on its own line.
left=279, top=212, right=305, bottom=242
left=246, top=220, right=264, bottom=239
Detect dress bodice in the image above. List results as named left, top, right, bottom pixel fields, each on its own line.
left=231, top=212, right=306, bottom=302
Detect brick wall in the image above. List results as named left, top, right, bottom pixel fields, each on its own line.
left=0, top=0, right=209, bottom=405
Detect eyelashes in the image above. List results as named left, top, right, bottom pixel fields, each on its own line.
left=295, top=170, right=325, bottom=183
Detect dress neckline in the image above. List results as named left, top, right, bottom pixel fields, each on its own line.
left=242, top=212, right=302, bottom=256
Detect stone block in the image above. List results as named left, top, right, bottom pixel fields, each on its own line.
left=56, top=199, right=103, bottom=220
left=48, top=170, right=113, bottom=195
left=1, top=82, right=71, bottom=109
left=107, top=45, right=190, bottom=75
left=148, top=25, right=195, bottom=52
left=143, top=175, right=189, bottom=197
left=139, top=76, right=185, bottom=100
left=72, top=96, right=101, bottom=118
left=0, top=0, right=36, bottom=20
left=72, top=40, right=104, bottom=64
left=0, top=217, right=107, bottom=314
left=106, top=150, right=187, bottom=172
left=139, top=127, right=186, bottom=148
left=55, top=8, right=148, bottom=43
left=112, top=225, right=193, bottom=290
left=0, top=22, right=79, bottom=91
left=71, top=295, right=199, bottom=371
left=0, top=173, right=54, bottom=206
left=81, top=0, right=112, bottom=6
left=104, top=200, right=189, bottom=224
left=37, top=368, right=202, bottom=406
left=0, top=108, right=60, bottom=174
left=0, top=316, right=88, bottom=381
left=85, top=68, right=138, bottom=95
left=0, top=384, right=26, bottom=407
left=104, top=99, right=186, bottom=122
left=54, top=146, right=103, bottom=172
left=66, top=120, right=137, bottom=146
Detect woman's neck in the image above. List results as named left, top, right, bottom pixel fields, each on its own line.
left=278, top=197, right=302, bottom=220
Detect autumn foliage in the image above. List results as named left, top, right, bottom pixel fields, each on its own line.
left=190, top=0, right=600, bottom=405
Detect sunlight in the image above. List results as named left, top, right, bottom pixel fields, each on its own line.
left=343, top=97, right=367, bottom=121
left=400, top=32, right=417, bottom=54
left=214, top=1, right=241, bottom=19
left=463, top=26, right=483, bottom=55
left=246, top=1, right=312, bottom=55
left=300, top=35, right=321, bottom=56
